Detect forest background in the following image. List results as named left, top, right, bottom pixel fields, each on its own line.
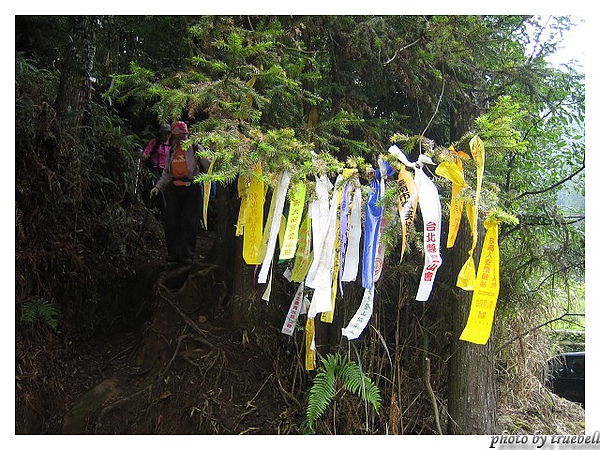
left=11, top=7, right=584, bottom=442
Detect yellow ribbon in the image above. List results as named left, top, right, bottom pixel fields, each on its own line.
left=456, top=202, right=476, bottom=289
left=279, top=183, right=307, bottom=260
left=203, top=159, right=216, bottom=230
left=397, top=166, right=418, bottom=262
left=456, top=136, right=485, bottom=290
left=305, top=317, right=316, bottom=370
left=435, top=145, right=470, bottom=249
left=257, top=180, right=277, bottom=264
left=291, top=214, right=313, bottom=282
left=459, top=217, right=500, bottom=345
left=242, top=163, right=266, bottom=265
left=278, top=215, right=287, bottom=251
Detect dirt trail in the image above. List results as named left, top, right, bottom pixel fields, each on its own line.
left=60, top=260, right=305, bottom=434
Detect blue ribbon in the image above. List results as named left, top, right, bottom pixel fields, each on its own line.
left=338, top=181, right=352, bottom=294
left=361, top=160, right=396, bottom=289
left=362, top=173, right=382, bottom=289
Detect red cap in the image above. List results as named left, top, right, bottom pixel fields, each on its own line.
left=171, top=121, right=189, bottom=135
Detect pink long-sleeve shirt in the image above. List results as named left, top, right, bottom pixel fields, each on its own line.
left=142, top=138, right=170, bottom=169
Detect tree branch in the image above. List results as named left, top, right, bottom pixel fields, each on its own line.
left=497, top=312, right=584, bottom=352
left=421, top=72, right=445, bottom=138
left=384, top=38, right=422, bottom=65
left=515, top=162, right=585, bottom=200
left=424, top=357, right=443, bottom=435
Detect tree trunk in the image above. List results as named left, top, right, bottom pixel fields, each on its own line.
left=54, top=15, right=98, bottom=126
left=446, top=102, right=498, bottom=435
left=208, top=180, right=268, bottom=329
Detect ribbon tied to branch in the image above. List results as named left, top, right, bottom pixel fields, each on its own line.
left=389, top=145, right=443, bottom=302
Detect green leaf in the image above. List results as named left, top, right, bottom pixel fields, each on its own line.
left=302, top=353, right=381, bottom=433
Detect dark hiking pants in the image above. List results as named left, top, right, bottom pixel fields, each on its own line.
left=164, top=183, right=202, bottom=261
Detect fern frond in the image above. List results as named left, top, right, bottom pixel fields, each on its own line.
left=338, top=357, right=382, bottom=413
left=21, top=298, right=59, bottom=330
left=305, top=370, right=337, bottom=430
left=303, top=352, right=381, bottom=433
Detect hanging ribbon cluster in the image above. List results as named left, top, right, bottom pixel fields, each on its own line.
left=434, top=135, right=500, bottom=345
left=235, top=135, right=501, bottom=369
left=389, top=146, right=443, bottom=302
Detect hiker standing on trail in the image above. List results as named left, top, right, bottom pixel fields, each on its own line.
left=150, top=121, right=211, bottom=264
left=141, top=123, right=171, bottom=214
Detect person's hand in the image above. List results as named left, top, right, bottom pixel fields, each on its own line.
left=150, top=187, right=159, bottom=199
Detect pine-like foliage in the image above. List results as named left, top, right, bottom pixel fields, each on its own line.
left=303, top=353, right=381, bottom=433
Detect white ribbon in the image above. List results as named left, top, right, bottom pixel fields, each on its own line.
left=341, top=186, right=362, bottom=282
left=281, top=282, right=305, bottom=336
left=306, top=174, right=332, bottom=267
left=414, top=166, right=443, bottom=301
left=306, top=174, right=342, bottom=318
left=261, top=269, right=272, bottom=302
left=300, top=292, right=310, bottom=315
left=341, top=286, right=375, bottom=340
left=389, top=145, right=435, bottom=169
left=388, top=145, right=442, bottom=301
left=257, top=171, right=291, bottom=284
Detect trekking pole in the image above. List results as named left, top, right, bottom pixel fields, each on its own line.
left=134, top=146, right=144, bottom=196
left=134, top=159, right=141, bottom=196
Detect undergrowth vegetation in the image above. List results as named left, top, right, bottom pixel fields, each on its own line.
left=16, top=52, right=143, bottom=337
